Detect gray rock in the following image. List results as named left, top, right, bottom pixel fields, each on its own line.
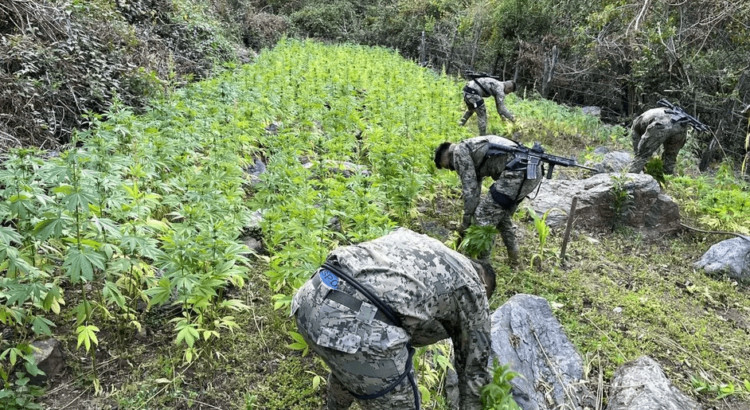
left=593, top=146, right=610, bottom=155
left=265, top=122, right=280, bottom=134
left=327, top=216, right=342, bottom=233
left=593, top=151, right=632, bottom=173
left=605, top=356, right=700, bottom=410
left=694, top=237, right=750, bottom=281
left=245, top=157, right=266, bottom=186
left=528, top=173, right=680, bottom=236
left=324, top=160, right=371, bottom=177
left=582, top=106, right=601, bottom=117
left=241, top=236, right=264, bottom=254
left=30, top=339, right=64, bottom=385
left=242, top=209, right=264, bottom=238
left=490, top=294, right=594, bottom=410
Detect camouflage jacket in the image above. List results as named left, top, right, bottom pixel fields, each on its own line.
left=308, top=228, right=492, bottom=409
left=465, top=77, right=514, bottom=121
left=632, top=107, right=689, bottom=136
left=452, top=135, right=518, bottom=220
left=465, top=77, right=505, bottom=99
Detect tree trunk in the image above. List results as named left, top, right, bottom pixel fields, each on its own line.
left=541, top=45, right=558, bottom=98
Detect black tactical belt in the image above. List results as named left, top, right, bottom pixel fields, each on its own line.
left=463, top=85, right=481, bottom=95
left=312, top=273, right=391, bottom=324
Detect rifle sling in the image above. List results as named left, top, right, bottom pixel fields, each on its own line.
left=469, top=79, right=492, bottom=97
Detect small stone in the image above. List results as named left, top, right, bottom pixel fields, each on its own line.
left=593, top=146, right=609, bottom=155
left=582, top=106, right=602, bottom=117
left=613, top=307, right=623, bottom=314
left=242, top=237, right=263, bottom=254
left=30, top=339, right=65, bottom=386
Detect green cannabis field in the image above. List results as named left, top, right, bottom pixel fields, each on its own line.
left=1, top=39, right=750, bottom=410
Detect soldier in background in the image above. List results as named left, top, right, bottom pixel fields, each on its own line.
left=292, top=228, right=496, bottom=410
left=434, top=135, right=542, bottom=265
left=628, top=106, right=689, bottom=175
left=459, top=75, right=516, bottom=135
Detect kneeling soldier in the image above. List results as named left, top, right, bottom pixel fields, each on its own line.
left=292, top=228, right=496, bottom=410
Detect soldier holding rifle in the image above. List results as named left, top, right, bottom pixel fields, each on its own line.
left=434, top=136, right=595, bottom=264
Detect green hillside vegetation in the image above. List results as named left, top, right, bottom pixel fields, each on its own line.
left=1, top=40, right=749, bottom=409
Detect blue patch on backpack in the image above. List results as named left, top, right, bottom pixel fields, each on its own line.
left=319, top=269, right=339, bottom=290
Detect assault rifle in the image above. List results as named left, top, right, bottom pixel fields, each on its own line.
left=656, top=99, right=710, bottom=133
left=464, top=70, right=502, bottom=82
left=487, top=142, right=598, bottom=179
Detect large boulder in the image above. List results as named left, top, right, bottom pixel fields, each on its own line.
left=694, top=237, right=750, bottom=281
left=528, top=173, right=680, bottom=236
left=490, top=294, right=594, bottom=410
left=606, top=356, right=700, bottom=410
left=592, top=151, right=633, bottom=173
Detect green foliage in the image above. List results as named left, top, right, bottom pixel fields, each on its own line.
left=609, top=173, right=634, bottom=231
left=644, top=157, right=666, bottom=187
left=670, top=161, right=750, bottom=234
left=0, top=0, right=238, bottom=148
left=290, top=2, right=358, bottom=39
left=459, top=225, right=499, bottom=259
left=525, top=207, right=559, bottom=269
left=0, top=372, right=45, bottom=410
left=691, top=375, right=743, bottom=400
left=481, top=359, right=521, bottom=410
left=413, top=343, right=454, bottom=408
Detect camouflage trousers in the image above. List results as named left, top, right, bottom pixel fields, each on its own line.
left=629, top=118, right=688, bottom=175
left=460, top=93, right=488, bottom=135
left=294, top=275, right=418, bottom=410
left=474, top=170, right=542, bottom=260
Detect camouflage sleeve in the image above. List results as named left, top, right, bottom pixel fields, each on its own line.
left=453, top=143, right=481, bottom=225
left=492, top=86, right=515, bottom=122
left=452, top=285, right=492, bottom=410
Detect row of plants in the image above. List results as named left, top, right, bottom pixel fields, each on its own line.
left=0, top=79, right=259, bottom=406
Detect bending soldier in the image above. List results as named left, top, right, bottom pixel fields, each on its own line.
left=434, top=136, right=542, bottom=265
left=459, top=76, right=516, bottom=135
left=292, top=228, right=496, bottom=410
left=628, top=107, right=689, bottom=175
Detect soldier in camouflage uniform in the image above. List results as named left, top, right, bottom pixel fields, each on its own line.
left=434, top=136, right=542, bottom=265
left=459, top=78, right=515, bottom=135
left=628, top=107, right=689, bottom=175
left=292, top=228, right=496, bottom=410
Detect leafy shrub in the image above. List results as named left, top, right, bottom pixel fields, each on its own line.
left=459, top=225, right=499, bottom=259
left=0, top=0, right=237, bottom=150
left=243, top=12, right=290, bottom=50
left=290, top=2, right=358, bottom=39
left=481, top=359, right=521, bottom=410
left=670, top=161, right=750, bottom=234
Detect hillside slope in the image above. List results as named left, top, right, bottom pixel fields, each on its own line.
left=0, top=40, right=748, bottom=409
